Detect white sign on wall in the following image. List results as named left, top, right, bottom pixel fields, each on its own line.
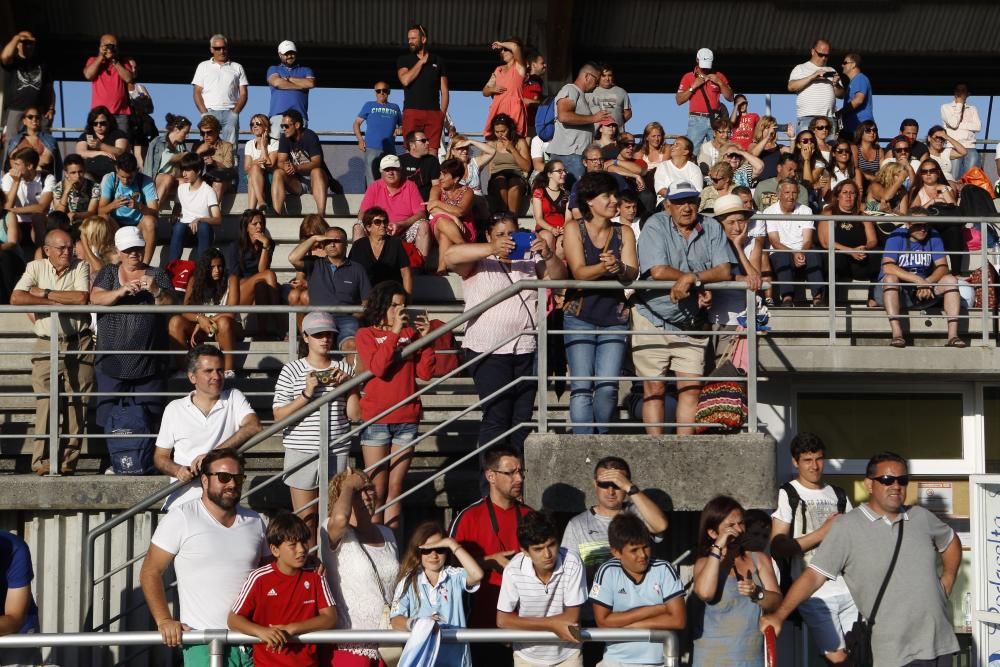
left=969, top=476, right=1000, bottom=665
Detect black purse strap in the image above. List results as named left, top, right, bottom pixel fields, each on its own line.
left=697, top=83, right=718, bottom=113
left=869, top=514, right=904, bottom=624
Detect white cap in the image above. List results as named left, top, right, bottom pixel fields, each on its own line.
left=114, top=226, right=145, bottom=252
left=696, top=48, right=714, bottom=69
left=379, top=154, right=401, bottom=171
left=666, top=181, right=701, bottom=201
left=278, top=40, right=297, bottom=54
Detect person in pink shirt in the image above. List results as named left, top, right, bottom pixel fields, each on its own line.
left=82, top=34, right=134, bottom=134
left=353, top=154, right=430, bottom=259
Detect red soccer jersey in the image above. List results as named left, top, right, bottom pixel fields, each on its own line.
left=232, top=563, right=335, bottom=667
left=678, top=70, right=730, bottom=115
left=449, top=497, right=532, bottom=628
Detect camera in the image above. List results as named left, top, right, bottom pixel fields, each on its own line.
left=313, top=370, right=336, bottom=385
left=106, top=44, right=117, bottom=55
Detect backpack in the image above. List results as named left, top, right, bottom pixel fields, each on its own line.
left=105, top=398, right=155, bottom=475
left=535, top=98, right=556, bottom=142
left=774, top=482, right=848, bottom=620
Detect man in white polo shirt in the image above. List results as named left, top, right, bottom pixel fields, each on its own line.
left=787, top=39, right=844, bottom=134
left=497, top=511, right=587, bottom=667
left=141, top=449, right=268, bottom=667
left=191, top=33, right=248, bottom=144
left=154, top=345, right=260, bottom=509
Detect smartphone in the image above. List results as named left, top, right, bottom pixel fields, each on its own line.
left=511, top=231, right=536, bottom=260
left=86, top=133, right=96, bottom=144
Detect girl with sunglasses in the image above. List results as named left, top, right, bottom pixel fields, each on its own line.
left=826, top=140, right=863, bottom=193
left=390, top=521, right=484, bottom=667
left=791, top=130, right=826, bottom=186
left=851, top=121, right=882, bottom=186
left=807, top=116, right=833, bottom=161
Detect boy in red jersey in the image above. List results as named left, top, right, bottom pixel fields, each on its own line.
left=229, top=513, right=337, bottom=666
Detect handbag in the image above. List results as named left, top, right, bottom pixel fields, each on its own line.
left=359, top=541, right=403, bottom=667
left=694, top=336, right=747, bottom=433
left=698, top=84, right=728, bottom=123
left=844, top=515, right=904, bottom=667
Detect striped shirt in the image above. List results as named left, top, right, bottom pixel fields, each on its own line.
left=497, top=548, right=587, bottom=665
left=461, top=256, right=541, bottom=355
left=272, top=358, right=352, bottom=454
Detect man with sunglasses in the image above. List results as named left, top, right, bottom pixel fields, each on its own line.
left=761, top=451, right=961, bottom=667
left=83, top=34, right=134, bottom=134
left=839, top=53, right=873, bottom=134
left=191, top=34, right=248, bottom=145
left=354, top=82, right=402, bottom=187
left=267, top=40, right=315, bottom=140
left=154, top=345, right=261, bottom=510
left=788, top=39, right=843, bottom=134
left=142, top=448, right=269, bottom=667
left=397, top=24, right=449, bottom=151
left=1, top=30, right=54, bottom=142
left=273, top=109, right=329, bottom=216
left=399, top=130, right=440, bottom=201
left=549, top=62, right=609, bottom=182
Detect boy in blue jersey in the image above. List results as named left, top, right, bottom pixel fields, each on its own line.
left=590, top=514, right=686, bottom=666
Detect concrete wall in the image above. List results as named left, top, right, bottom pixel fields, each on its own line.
left=524, top=433, right=778, bottom=513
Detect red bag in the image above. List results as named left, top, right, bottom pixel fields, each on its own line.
left=402, top=241, right=425, bottom=271
left=166, top=259, right=196, bottom=292
left=427, top=319, right=461, bottom=378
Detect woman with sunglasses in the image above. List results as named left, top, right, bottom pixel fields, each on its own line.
left=445, top=134, right=495, bottom=197
left=807, top=117, right=833, bottom=161
left=851, top=120, right=882, bottom=186
left=482, top=38, right=527, bottom=139
left=75, top=105, right=129, bottom=182
left=349, top=206, right=413, bottom=295
left=141, top=113, right=191, bottom=201
left=699, top=163, right=734, bottom=213
left=717, top=142, right=764, bottom=190
left=924, top=125, right=967, bottom=183
left=243, top=113, right=279, bottom=212
left=790, top=130, right=826, bottom=186
left=287, top=214, right=329, bottom=318
left=909, top=159, right=957, bottom=209
left=2, top=106, right=59, bottom=175
left=826, top=139, right=863, bottom=193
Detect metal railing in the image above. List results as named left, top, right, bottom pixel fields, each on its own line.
left=52, top=280, right=761, bottom=633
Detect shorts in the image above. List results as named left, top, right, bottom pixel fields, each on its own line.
left=873, top=283, right=944, bottom=309
left=183, top=644, right=253, bottom=667
left=630, top=308, right=708, bottom=378
left=335, top=314, right=360, bottom=345
left=798, top=589, right=858, bottom=654
left=361, top=422, right=417, bottom=447
left=514, top=652, right=581, bottom=667
left=283, top=447, right=348, bottom=490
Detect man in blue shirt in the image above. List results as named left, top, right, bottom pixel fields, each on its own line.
left=632, top=181, right=734, bottom=436
left=96, top=152, right=159, bottom=264
left=353, top=82, right=403, bottom=187
left=590, top=514, right=685, bottom=666
left=267, top=41, right=315, bottom=139
left=1, top=529, right=41, bottom=664
left=840, top=53, right=873, bottom=133
left=875, top=215, right=965, bottom=348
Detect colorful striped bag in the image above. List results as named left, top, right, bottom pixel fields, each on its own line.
left=694, top=333, right=749, bottom=433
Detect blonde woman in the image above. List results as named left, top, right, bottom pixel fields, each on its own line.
left=77, top=215, right=118, bottom=280
left=749, top=115, right=789, bottom=181
left=866, top=162, right=911, bottom=214
left=243, top=113, right=279, bottom=211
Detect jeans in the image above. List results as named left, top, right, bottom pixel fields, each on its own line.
left=951, top=147, right=981, bottom=179
left=770, top=249, right=825, bottom=299
left=686, top=114, right=713, bottom=155
left=205, top=109, right=239, bottom=144
left=549, top=153, right=585, bottom=184
left=466, top=350, right=537, bottom=456
left=563, top=312, right=627, bottom=434
left=167, top=220, right=215, bottom=265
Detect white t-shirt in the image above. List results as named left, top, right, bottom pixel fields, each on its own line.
left=789, top=61, right=837, bottom=119
left=771, top=479, right=853, bottom=600
left=176, top=181, right=220, bottom=224
left=498, top=549, right=588, bottom=665
left=653, top=160, right=704, bottom=203
left=244, top=137, right=280, bottom=161
left=191, top=59, right=249, bottom=110
left=156, top=388, right=256, bottom=509
left=1, top=172, right=56, bottom=222
left=150, top=499, right=268, bottom=630
left=929, top=148, right=955, bottom=181
left=763, top=202, right=814, bottom=250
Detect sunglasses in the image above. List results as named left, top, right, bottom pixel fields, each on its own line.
left=813, top=124, right=830, bottom=131
left=931, top=136, right=946, bottom=142
left=251, top=121, right=266, bottom=127
left=280, top=124, right=290, bottom=129
left=596, top=481, right=620, bottom=490
left=24, top=114, right=40, bottom=120
left=869, top=474, right=909, bottom=487
left=200, top=130, right=216, bottom=136
left=798, top=138, right=814, bottom=144
left=206, top=471, right=246, bottom=485
left=375, top=88, right=390, bottom=94
left=894, top=146, right=909, bottom=152
left=919, top=169, right=938, bottom=175
left=814, top=51, right=830, bottom=57
left=101, top=43, right=117, bottom=49
left=414, top=137, right=429, bottom=143
left=725, top=153, right=741, bottom=159
left=710, top=176, right=727, bottom=183
left=368, top=218, right=388, bottom=226
left=211, top=46, right=227, bottom=51
left=834, top=148, right=850, bottom=154
left=863, top=128, right=876, bottom=134
left=418, top=546, right=450, bottom=556
left=282, top=51, right=297, bottom=56
left=92, top=121, right=109, bottom=127
left=326, top=238, right=348, bottom=244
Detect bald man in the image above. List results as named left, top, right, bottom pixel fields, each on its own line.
left=82, top=33, right=135, bottom=133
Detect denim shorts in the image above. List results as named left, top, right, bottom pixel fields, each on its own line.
left=361, top=422, right=417, bottom=447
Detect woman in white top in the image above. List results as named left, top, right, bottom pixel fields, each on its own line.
left=324, top=468, right=398, bottom=667
left=243, top=113, right=279, bottom=212
left=444, top=212, right=566, bottom=455
left=446, top=134, right=495, bottom=197
left=925, top=125, right=967, bottom=184
left=166, top=152, right=221, bottom=265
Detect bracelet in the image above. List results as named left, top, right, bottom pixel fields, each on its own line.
left=708, top=551, right=722, bottom=560
left=710, top=543, right=722, bottom=552
left=301, top=390, right=314, bottom=401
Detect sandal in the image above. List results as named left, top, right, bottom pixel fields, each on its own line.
left=946, top=337, right=967, bottom=348
left=889, top=337, right=906, bottom=348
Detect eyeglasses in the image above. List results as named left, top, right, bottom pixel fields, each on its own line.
left=869, top=474, right=909, bottom=487
left=491, top=468, right=526, bottom=478
left=375, top=88, right=390, bottom=94
left=596, top=481, right=621, bottom=490
left=24, top=114, right=40, bottom=120
left=798, top=138, right=814, bottom=144
left=205, top=471, right=246, bottom=485
left=281, top=51, right=297, bottom=56
left=894, top=146, right=909, bottom=152
left=92, top=121, right=108, bottom=127
left=418, top=546, right=450, bottom=556
left=842, top=61, right=853, bottom=66
left=919, top=168, right=938, bottom=175
left=725, top=153, right=741, bottom=159
left=211, top=45, right=227, bottom=51
left=368, top=218, right=388, bottom=226
left=813, top=124, right=830, bottom=131
left=550, top=169, right=566, bottom=174
left=45, top=245, right=72, bottom=253
left=414, top=137, right=429, bottom=143
left=710, top=176, right=727, bottom=183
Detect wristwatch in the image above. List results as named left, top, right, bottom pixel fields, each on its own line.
left=691, top=273, right=703, bottom=288
left=42, top=289, right=51, bottom=299
left=626, top=484, right=639, bottom=496
left=752, top=585, right=765, bottom=603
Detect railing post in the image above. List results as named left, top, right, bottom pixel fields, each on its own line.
left=208, top=635, right=227, bottom=667
left=826, top=219, right=836, bottom=344
left=745, top=288, right=758, bottom=434
left=47, top=312, right=60, bottom=476
left=980, top=219, right=990, bottom=346
left=536, top=287, right=548, bottom=433
left=318, top=402, right=330, bottom=532
left=287, top=311, right=298, bottom=362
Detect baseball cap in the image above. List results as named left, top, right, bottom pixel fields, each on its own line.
left=379, top=154, right=401, bottom=171
left=712, top=194, right=753, bottom=219
left=302, top=312, right=338, bottom=335
left=666, top=181, right=701, bottom=201
left=278, top=40, right=297, bottom=54
left=599, top=116, right=618, bottom=127
left=114, top=226, right=145, bottom=252
left=696, top=48, right=714, bottom=69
